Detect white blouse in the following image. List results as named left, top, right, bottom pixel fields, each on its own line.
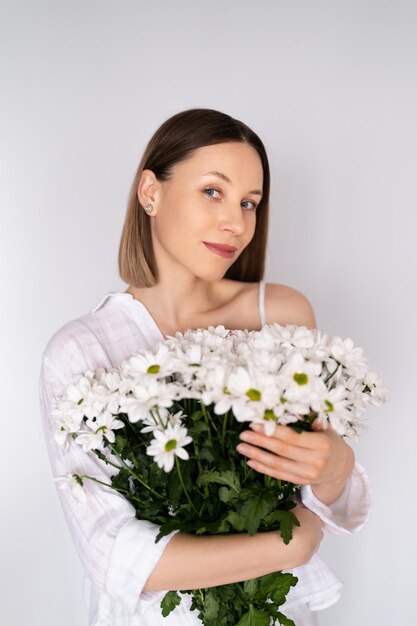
left=39, top=289, right=372, bottom=626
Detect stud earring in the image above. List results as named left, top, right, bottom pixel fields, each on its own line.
left=144, top=203, right=154, bottom=214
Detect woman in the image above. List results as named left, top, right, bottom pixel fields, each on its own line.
left=39, top=108, right=371, bottom=625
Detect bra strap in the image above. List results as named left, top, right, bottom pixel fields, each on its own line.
left=258, top=280, right=266, bottom=327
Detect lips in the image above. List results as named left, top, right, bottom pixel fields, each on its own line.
left=203, top=242, right=237, bottom=259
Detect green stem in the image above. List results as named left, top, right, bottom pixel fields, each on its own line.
left=200, top=403, right=216, bottom=444
left=221, top=412, right=228, bottom=455
left=175, top=457, right=200, bottom=516
left=324, top=361, right=341, bottom=384
left=80, top=475, right=144, bottom=505
left=241, top=462, right=253, bottom=486
left=108, top=444, right=165, bottom=500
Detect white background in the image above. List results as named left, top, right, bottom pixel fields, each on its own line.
left=1, top=1, right=416, bottom=624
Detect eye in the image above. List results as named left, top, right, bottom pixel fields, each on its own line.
left=203, top=188, right=258, bottom=211
left=242, top=200, right=258, bottom=211
left=202, top=187, right=221, bottom=199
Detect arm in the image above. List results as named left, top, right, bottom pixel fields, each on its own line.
left=40, top=353, right=323, bottom=609
left=237, top=285, right=371, bottom=529
left=143, top=503, right=323, bottom=591
left=238, top=422, right=355, bottom=505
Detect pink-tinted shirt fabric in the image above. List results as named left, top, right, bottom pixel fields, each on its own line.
left=39, top=289, right=372, bottom=626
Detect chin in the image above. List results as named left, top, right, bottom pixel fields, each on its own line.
left=193, top=266, right=230, bottom=283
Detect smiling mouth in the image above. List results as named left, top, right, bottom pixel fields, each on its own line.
left=203, top=242, right=237, bottom=258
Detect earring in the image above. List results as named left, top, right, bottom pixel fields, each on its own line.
left=144, top=203, right=154, bottom=214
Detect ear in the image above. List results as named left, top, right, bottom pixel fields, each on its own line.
left=137, top=169, right=162, bottom=212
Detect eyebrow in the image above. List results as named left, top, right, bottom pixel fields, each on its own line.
left=202, top=171, right=263, bottom=197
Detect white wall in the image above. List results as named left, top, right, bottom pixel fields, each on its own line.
left=1, top=1, right=416, bottom=624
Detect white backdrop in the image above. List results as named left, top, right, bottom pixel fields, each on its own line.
left=1, top=1, right=416, bottom=624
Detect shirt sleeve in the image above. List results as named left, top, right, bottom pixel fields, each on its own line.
left=39, top=353, right=179, bottom=615
left=299, top=461, right=372, bottom=536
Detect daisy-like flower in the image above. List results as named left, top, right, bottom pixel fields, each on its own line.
left=118, top=379, right=177, bottom=423
left=54, top=473, right=87, bottom=503
left=363, top=370, right=391, bottom=405
left=52, top=370, right=111, bottom=448
left=140, top=408, right=185, bottom=433
left=265, top=324, right=315, bottom=350
left=279, top=352, right=323, bottom=402
left=213, top=365, right=283, bottom=430
left=329, top=336, right=369, bottom=378
left=94, top=368, right=132, bottom=412
left=146, top=422, right=193, bottom=472
left=75, top=410, right=125, bottom=452
left=122, top=344, right=175, bottom=379
left=310, top=384, right=351, bottom=434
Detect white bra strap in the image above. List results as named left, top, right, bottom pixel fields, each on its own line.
left=258, top=280, right=266, bottom=327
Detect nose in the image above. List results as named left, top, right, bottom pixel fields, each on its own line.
left=218, top=202, right=247, bottom=236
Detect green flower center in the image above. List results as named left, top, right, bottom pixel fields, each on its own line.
left=147, top=364, right=160, bottom=374
left=293, top=372, right=308, bottom=385
left=246, top=388, right=261, bottom=401
left=325, top=399, right=334, bottom=412
left=223, top=386, right=230, bottom=394
left=264, top=409, right=275, bottom=420
left=77, top=398, right=84, bottom=405
left=165, top=439, right=177, bottom=452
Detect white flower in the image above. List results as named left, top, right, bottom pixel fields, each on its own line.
left=364, top=370, right=390, bottom=405
left=264, top=324, right=315, bottom=350
left=278, top=352, right=323, bottom=409
left=52, top=370, right=110, bottom=447
left=330, top=337, right=369, bottom=378
left=140, top=408, right=185, bottom=433
left=122, top=344, right=175, bottom=379
left=54, top=474, right=87, bottom=503
left=118, top=380, right=177, bottom=423
left=310, top=385, right=351, bottom=434
left=146, top=423, right=193, bottom=472
left=75, top=410, right=125, bottom=452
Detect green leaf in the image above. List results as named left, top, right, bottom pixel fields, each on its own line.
left=236, top=604, right=270, bottom=626
left=258, top=572, right=298, bottom=607
left=160, top=590, right=181, bottom=617
left=219, top=486, right=239, bottom=504
left=197, top=470, right=240, bottom=492
left=243, top=578, right=258, bottom=599
left=275, top=611, right=296, bottom=626
left=239, top=488, right=277, bottom=535
left=225, top=510, right=244, bottom=532
left=199, top=445, right=217, bottom=462
left=263, top=510, right=300, bottom=544
left=204, top=590, right=220, bottom=620
left=167, top=470, right=183, bottom=506
left=190, top=410, right=203, bottom=421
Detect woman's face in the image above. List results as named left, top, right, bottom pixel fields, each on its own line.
left=144, top=141, right=264, bottom=282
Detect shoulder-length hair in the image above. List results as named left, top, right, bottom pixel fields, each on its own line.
left=118, top=108, right=270, bottom=287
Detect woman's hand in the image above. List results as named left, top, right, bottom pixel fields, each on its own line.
left=289, top=502, right=324, bottom=566
left=236, top=422, right=355, bottom=506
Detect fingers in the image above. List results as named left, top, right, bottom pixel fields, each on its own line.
left=236, top=441, right=318, bottom=484
left=238, top=429, right=317, bottom=464
left=246, top=457, right=313, bottom=485
left=236, top=425, right=335, bottom=484
left=249, top=422, right=334, bottom=455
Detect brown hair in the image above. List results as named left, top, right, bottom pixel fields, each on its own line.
left=118, top=107, right=270, bottom=287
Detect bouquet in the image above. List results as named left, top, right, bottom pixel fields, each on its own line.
left=52, top=323, right=389, bottom=626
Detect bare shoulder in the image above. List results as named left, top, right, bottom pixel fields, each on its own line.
left=265, top=283, right=317, bottom=329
